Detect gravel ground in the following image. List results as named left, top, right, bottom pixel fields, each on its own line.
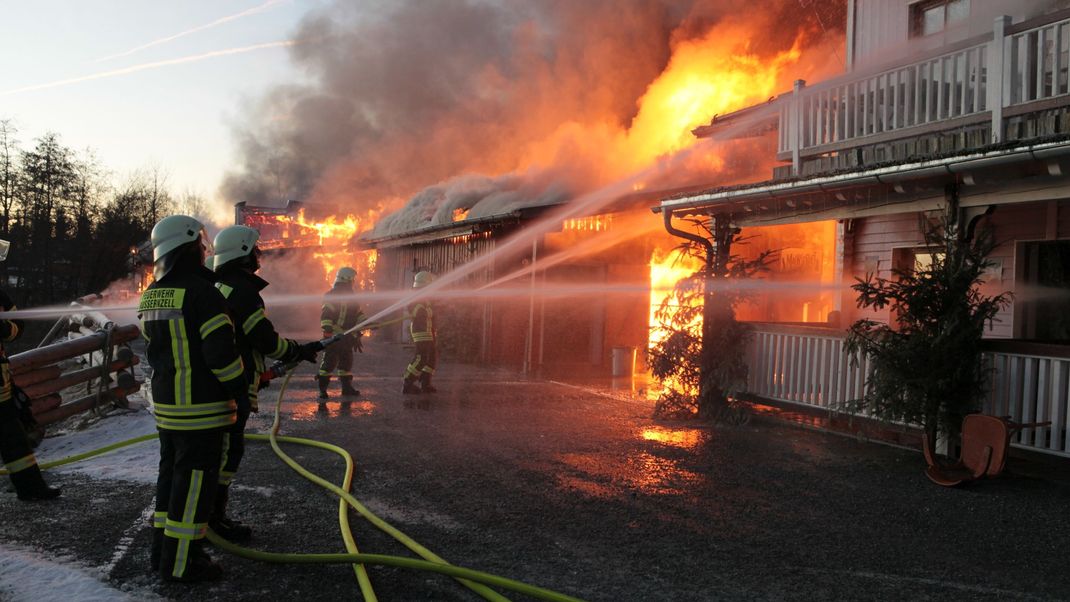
left=2, top=339, right=1069, bottom=601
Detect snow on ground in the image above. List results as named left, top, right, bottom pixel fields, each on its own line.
left=0, top=395, right=163, bottom=600
left=0, top=544, right=161, bottom=602
left=37, top=397, right=159, bottom=485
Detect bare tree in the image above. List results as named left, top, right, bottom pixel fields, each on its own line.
left=177, top=189, right=210, bottom=223
left=0, top=119, right=19, bottom=237
left=146, top=163, right=174, bottom=226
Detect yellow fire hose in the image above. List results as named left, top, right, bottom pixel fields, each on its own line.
left=2, top=367, right=585, bottom=602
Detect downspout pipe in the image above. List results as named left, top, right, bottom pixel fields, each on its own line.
left=661, top=208, right=718, bottom=411
left=662, top=209, right=714, bottom=270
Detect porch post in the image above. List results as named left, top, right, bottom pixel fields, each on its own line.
left=522, top=238, right=537, bottom=376
left=791, top=80, right=806, bottom=176
left=834, top=220, right=847, bottom=317
left=988, top=15, right=1012, bottom=144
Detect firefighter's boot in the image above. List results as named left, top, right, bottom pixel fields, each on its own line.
left=10, top=465, right=61, bottom=501
left=160, top=538, right=223, bottom=583
left=402, top=376, right=420, bottom=394
left=340, top=375, right=360, bottom=397
left=317, top=376, right=330, bottom=400
left=150, top=527, right=163, bottom=572
left=209, top=485, right=252, bottom=544
left=419, top=372, right=437, bottom=394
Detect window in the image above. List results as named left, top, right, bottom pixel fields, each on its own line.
left=1015, top=240, right=1070, bottom=340
left=893, top=247, right=941, bottom=275
left=911, top=0, right=970, bottom=38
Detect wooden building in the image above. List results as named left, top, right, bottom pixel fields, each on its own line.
left=661, top=0, right=1070, bottom=458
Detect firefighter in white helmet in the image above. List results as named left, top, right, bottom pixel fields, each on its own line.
left=403, top=270, right=438, bottom=394
left=0, top=238, right=61, bottom=502
left=318, top=266, right=365, bottom=404
left=209, top=225, right=320, bottom=542
left=138, top=215, right=248, bottom=582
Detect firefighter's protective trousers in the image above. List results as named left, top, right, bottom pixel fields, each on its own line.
left=139, top=266, right=248, bottom=579
left=405, top=302, right=436, bottom=380
left=215, top=268, right=302, bottom=485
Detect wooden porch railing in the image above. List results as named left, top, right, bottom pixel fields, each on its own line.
left=745, top=323, right=1070, bottom=458
left=777, top=10, right=1070, bottom=172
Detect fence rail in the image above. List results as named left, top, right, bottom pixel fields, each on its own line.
left=745, top=325, right=1070, bottom=458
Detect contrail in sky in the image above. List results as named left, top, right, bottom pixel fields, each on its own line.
left=0, top=40, right=296, bottom=97
left=95, top=0, right=289, bottom=63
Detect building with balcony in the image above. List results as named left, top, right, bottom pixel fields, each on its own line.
left=660, top=0, right=1070, bottom=458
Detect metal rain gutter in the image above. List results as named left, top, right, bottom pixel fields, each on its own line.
left=654, top=139, right=1070, bottom=215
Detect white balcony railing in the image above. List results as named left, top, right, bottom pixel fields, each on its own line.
left=778, top=11, right=1070, bottom=171
left=1009, top=15, right=1070, bottom=105
left=745, top=325, right=1070, bottom=458
left=779, top=43, right=988, bottom=154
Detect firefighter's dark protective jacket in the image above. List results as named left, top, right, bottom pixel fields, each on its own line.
left=321, top=283, right=364, bottom=335
left=138, top=267, right=247, bottom=431
left=0, top=289, right=23, bottom=406
left=408, top=301, right=435, bottom=343
left=215, top=268, right=302, bottom=405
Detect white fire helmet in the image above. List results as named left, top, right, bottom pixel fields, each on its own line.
left=0, top=239, right=9, bottom=262
left=212, top=225, right=260, bottom=271
left=413, top=271, right=434, bottom=289
left=334, top=266, right=357, bottom=285
left=150, top=215, right=210, bottom=279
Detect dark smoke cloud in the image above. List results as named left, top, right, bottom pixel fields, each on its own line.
left=221, top=0, right=845, bottom=232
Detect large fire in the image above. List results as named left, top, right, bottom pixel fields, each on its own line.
left=519, top=17, right=816, bottom=187
left=633, top=18, right=837, bottom=393
left=245, top=207, right=379, bottom=287
left=648, top=246, right=704, bottom=351
left=249, top=208, right=367, bottom=250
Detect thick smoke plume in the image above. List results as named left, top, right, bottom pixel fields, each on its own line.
left=222, top=0, right=846, bottom=234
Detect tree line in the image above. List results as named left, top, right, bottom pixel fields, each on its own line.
left=0, top=119, right=210, bottom=307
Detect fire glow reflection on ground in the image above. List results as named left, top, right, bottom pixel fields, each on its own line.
left=289, top=400, right=377, bottom=421
left=556, top=450, right=704, bottom=498
left=640, top=426, right=707, bottom=449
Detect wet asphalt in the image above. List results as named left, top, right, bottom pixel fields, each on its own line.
left=2, top=337, right=1070, bottom=601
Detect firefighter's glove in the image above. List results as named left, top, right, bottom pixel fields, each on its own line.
left=298, top=341, right=321, bottom=364
left=352, top=334, right=363, bottom=353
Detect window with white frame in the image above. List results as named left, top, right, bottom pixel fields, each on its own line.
left=910, top=0, right=970, bottom=38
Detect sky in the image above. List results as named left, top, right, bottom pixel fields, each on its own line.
left=0, top=0, right=322, bottom=212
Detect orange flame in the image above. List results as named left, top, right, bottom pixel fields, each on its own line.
left=648, top=245, right=704, bottom=395
left=246, top=207, right=381, bottom=286
left=452, top=208, right=470, bottom=222
left=274, top=209, right=364, bottom=247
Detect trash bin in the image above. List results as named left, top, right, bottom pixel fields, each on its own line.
left=611, top=346, right=636, bottom=377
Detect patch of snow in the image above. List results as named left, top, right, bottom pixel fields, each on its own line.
left=231, top=484, right=276, bottom=498
left=39, top=401, right=158, bottom=485
left=0, top=544, right=161, bottom=602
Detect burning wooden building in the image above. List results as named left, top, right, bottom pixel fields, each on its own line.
left=362, top=203, right=661, bottom=378
left=235, top=200, right=377, bottom=334
left=658, top=0, right=1070, bottom=458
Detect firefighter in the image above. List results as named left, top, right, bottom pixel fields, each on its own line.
left=318, top=267, right=365, bottom=402
left=403, top=271, right=437, bottom=394
left=0, top=239, right=61, bottom=501
left=139, top=215, right=248, bottom=582
left=210, top=225, right=319, bottom=542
